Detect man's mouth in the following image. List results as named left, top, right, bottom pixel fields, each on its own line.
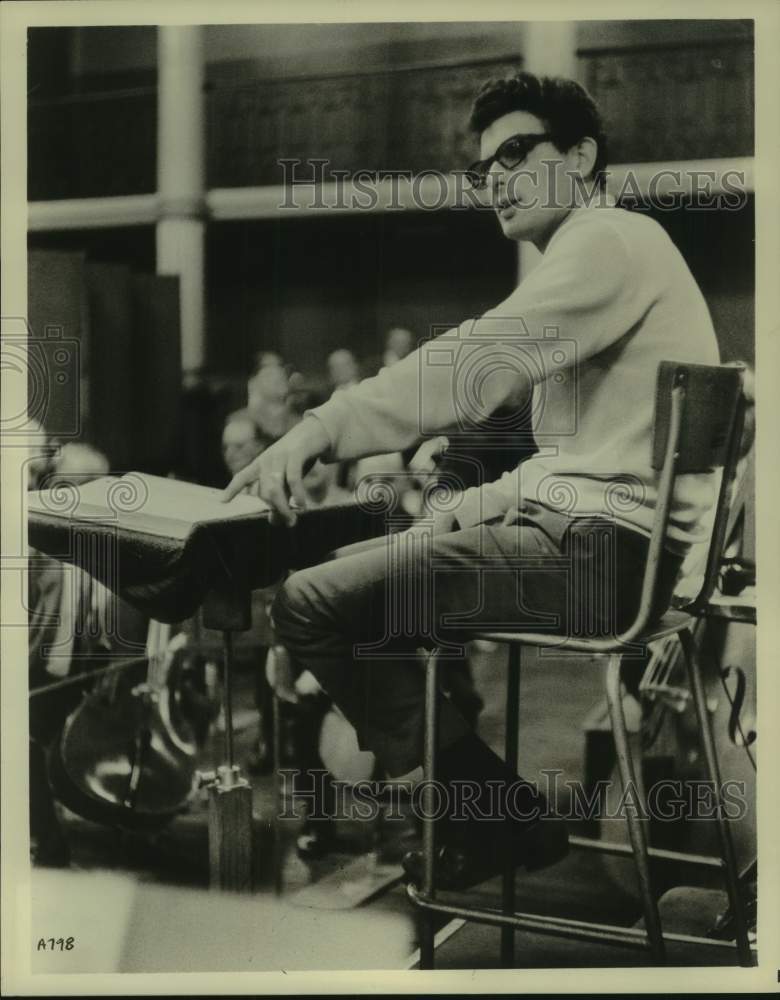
left=496, top=195, right=524, bottom=212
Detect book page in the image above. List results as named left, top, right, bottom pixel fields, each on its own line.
left=27, top=472, right=270, bottom=537
left=132, top=473, right=269, bottom=524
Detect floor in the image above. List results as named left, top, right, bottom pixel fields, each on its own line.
left=34, top=641, right=753, bottom=972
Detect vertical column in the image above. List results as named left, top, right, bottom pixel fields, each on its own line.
left=523, top=21, right=578, bottom=79
left=516, top=22, right=578, bottom=281
left=156, top=26, right=206, bottom=381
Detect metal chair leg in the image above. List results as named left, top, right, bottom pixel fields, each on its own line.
left=272, top=692, right=283, bottom=897
left=678, top=628, right=753, bottom=966
left=605, top=653, right=666, bottom=963
left=419, top=648, right=440, bottom=970
left=500, top=643, right=522, bottom=967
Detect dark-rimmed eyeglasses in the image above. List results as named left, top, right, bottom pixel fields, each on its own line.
left=466, top=133, right=553, bottom=190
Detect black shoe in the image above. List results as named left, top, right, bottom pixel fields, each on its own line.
left=401, top=815, right=568, bottom=892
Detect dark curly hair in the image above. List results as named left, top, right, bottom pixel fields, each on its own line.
left=469, top=71, right=608, bottom=190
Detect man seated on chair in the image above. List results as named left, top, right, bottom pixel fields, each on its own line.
left=224, top=71, right=720, bottom=889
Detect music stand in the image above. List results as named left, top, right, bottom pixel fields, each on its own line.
left=195, top=585, right=255, bottom=893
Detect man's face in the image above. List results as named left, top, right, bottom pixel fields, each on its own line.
left=478, top=110, right=577, bottom=247
left=328, top=350, right=358, bottom=387
left=222, top=419, right=265, bottom=477
left=249, top=364, right=288, bottom=405
left=386, top=328, right=413, bottom=361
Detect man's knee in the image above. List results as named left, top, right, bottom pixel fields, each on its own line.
left=271, top=571, right=316, bottom=645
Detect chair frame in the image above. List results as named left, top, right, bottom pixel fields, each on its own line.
left=407, top=363, right=755, bottom=969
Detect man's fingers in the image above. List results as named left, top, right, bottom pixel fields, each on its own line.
left=222, top=464, right=255, bottom=502
left=435, top=435, right=449, bottom=457
left=286, top=453, right=308, bottom=512
left=261, top=476, right=297, bottom=527
left=221, top=456, right=296, bottom=527
left=409, top=435, right=450, bottom=474
left=220, top=436, right=307, bottom=527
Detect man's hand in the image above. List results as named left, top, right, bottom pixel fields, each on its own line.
left=408, top=435, right=449, bottom=484
left=407, top=503, right=460, bottom=537
left=221, top=417, right=331, bottom=525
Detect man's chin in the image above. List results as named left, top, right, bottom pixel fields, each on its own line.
left=498, top=215, right=533, bottom=240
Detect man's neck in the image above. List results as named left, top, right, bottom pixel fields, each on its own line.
left=531, top=207, right=574, bottom=253
left=530, top=182, right=609, bottom=253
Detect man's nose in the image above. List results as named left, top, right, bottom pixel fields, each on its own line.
left=487, top=162, right=505, bottom=194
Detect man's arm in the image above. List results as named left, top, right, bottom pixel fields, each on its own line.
left=303, top=216, right=643, bottom=463
left=222, top=416, right=331, bottom=523
left=224, top=217, right=649, bottom=523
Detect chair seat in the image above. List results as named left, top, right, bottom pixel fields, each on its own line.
left=641, top=608, right=696, bottom=641
left=473, top=608, right=694, bottom=653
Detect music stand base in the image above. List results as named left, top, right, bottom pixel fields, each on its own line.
left=203, top=765, right=253, bottom=893
left=200, top=589, right=255, bottom=892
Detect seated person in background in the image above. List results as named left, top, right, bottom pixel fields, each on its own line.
left=29, top=440, right=112, bottom=866
left=247, top=357, right=299, bottom=442
left=382, top=327, right=415, bottom=369
left=48, top=441, right=110, bottom=484
left=301, top=458, right=354, bottom=508
left=225, top=71, right=720, bottom=889
left=327, top=348, right=361, bottom=393
left=221, top=408, right=271, bottom=480
left=26, top=417, right=53, bottom=491
left=286, top=370, right=325, bottom=420
left=254, top=350, right=284, bottom=371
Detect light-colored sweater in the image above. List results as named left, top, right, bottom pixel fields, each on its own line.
left=308, top=204, right=720, bottom=548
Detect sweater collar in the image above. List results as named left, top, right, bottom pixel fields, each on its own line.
left=543, top=192, right=618, bottom=253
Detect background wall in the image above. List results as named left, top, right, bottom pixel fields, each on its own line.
left=205, top=209, right=516, bottom=375
left=27, top=20, right=755, bottom=459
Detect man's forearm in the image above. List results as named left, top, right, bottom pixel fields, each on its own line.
left=304, top=351, right=434, bottom=462
left=305, top=331, right=532, bottom=463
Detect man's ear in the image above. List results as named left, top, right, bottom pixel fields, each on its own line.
left=573, top=136, right=599, bottom=180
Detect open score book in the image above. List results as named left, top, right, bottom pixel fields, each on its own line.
left=27, top=472, right=271, bottom=542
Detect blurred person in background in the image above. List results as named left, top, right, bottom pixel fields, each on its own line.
left=28, top=439, right=112, bottom=867
left=26, top=417, right=54, bottom=490
left=287, top=370, right=328, bottom=420
left=382, top=326, right=415, bottom=369
left=254, top=350, right=284, bottom=371
left=301, top=458, right=353, bottom=509
left=222, top=409, right=271, bottom=479
left=47, top=441, right=110, bottom=485
left=327, top=348, right=360, bottom=392
left=247, top=356, right=299, bottom=441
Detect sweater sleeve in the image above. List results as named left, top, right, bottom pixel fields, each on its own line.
left=306, top=215, right=653, bottom=491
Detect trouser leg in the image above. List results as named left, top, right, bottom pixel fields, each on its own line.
left=272, top=521, right=568, bottom=779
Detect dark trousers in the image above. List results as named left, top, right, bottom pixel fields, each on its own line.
left=272, top=504, right=682, bottom=778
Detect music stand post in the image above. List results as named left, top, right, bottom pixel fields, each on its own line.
left=197, top=588, right=254, bottom=893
